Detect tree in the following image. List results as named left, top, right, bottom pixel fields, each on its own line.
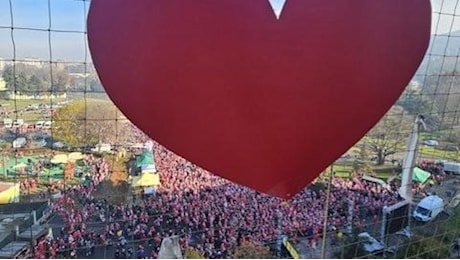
left=232, top=241, right=273, bottom=259
left=89, top=78, right=105, bottom=93
left=53, top=100, right=128, bottom=147
left=50, top=71, right=73, bottom=94
left=1, top=65, right=14, bottom=88
left=15, top=73, right=29, bottom=93
left=2, top=65, right=33, bottom=93
left=1, top=64, right=73, bottom=95
left=366, top=106, right=413, bottom=165
left=28, top=75, right=45, bottom=95
left=397, top=81, right=441, bottom=129
left=352, top=141, right=372, bottom=174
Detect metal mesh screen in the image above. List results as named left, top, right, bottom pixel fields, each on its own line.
left=0, top=0, right=459, bottom=259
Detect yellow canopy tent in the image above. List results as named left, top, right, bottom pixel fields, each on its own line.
left=68, top=152, right=84, bottom=161
left=50, top=154, right=68, bottom=164
left=132, top=172, right=160, bottom=187
left=0, top=182, right=20, bottom=204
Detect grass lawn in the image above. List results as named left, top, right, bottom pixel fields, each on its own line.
left=371, top=166, right=396, bottom=180
left=68, top=92, right=110, bottom=101
left=420, top=131, right=445, bottom=141
left=331, top=163, right=353, bottom=178
left=20, top=112, right=48, bottom=123
left=332, top=161, right=396, bottom=181
left=419, top=145, right=460, bottom=161
left=0, top=98, right=66, bottom=110
left=0, top=96, right=110, bottom=111
left=0, top=97, right=117, bottom=124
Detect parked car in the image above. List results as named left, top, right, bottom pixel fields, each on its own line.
left=42, top=121, right=52, bottom=129
left=423, top=140, right=439, bottom=146
left=12, top=119, right=24, bottom=128
left=52, top=141, right=69, bottom=150
left=35, top=121, right=45, bottom=129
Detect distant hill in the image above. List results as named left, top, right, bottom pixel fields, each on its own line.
left=405, top=30, right=460, bottom=128
left=414, top=30, right=460, bottom=82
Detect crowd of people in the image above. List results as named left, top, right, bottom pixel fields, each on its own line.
left=27, top=126, right=407, bottom=259
left=36, top=148, right=401, bottom=258
left=33, top=155, right=109, bottom=259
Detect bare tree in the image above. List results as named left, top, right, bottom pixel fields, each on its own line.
left=366, top=106, right=413, bottom=165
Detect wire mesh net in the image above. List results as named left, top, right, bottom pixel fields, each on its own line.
left=0, top=0, right=459, bottom=259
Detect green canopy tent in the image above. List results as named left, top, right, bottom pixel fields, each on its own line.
left=397, top=167, right=431, bottom=184
left=413, top=167, right=431, bottom=183
left=135, top=150, right=154, bottom=168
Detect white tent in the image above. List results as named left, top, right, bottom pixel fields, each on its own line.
left=68, top=152, right=84, bottom=161
left=50, top=154, right=68, bottom=164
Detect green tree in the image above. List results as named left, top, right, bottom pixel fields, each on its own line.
left=2, top=66, right=37, bottom=93
left=15, top=73, right=29, bottom=93
left=28, top=75, right=45, bottom=95
left=52, top=101, right=84, bottom=146
left=53, top=100, right=128, bottom=147
left=233, top=241, right=273, bottom=259
left=2, top=64, right=74, bottom=95
left=1, top=65, right=14, bottom=88
left=366, top=106, right=413, bottom=165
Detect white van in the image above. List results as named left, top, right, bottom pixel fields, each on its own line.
left=413, top=195, right=444, bottom=222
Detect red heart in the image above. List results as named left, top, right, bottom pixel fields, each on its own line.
left=87, top=0, right=430, bottom=199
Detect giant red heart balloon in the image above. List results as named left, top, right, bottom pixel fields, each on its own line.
left=87, top=0, right=431, bottom=199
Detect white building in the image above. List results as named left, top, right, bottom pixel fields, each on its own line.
left=0, top=58, right=5, bottom=71
left=17, top=58, right=45, bottom=68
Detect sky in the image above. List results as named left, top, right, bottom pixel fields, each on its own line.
left=0, top=0, right=459, bottom=62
